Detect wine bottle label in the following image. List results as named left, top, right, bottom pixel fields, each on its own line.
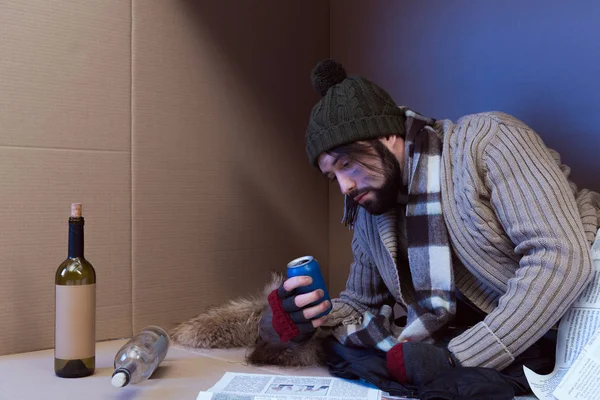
left=55, top=284, right=96, bottom=359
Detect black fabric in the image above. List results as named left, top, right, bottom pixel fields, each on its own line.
left=324, top=334, right=555, bottom=399
left=418, top=333, right=556, bottom=400
left=450, top=291, right=488, bottom=328
left=323, top=294, right=557, bottom=399
left=323, top=336, right=420, bottom=398
left=419, top=367, right=515, bottom=400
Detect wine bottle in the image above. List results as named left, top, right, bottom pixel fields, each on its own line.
left=54, top=203, right=96, bottom=378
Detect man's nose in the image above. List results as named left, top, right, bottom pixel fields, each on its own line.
left=338, top=175, right=355, bottom=196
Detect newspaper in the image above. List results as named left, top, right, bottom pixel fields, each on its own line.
left=196, top=372, right=382, bottom=400
left=553, top=326, right=600, bottom=399
left=524, top=229, right=600, bottom=400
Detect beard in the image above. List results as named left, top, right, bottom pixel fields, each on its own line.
left=350, top=145, right=403, bottom=215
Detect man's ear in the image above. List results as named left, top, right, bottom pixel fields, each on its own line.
left=379, top=135, right=398, bottom=147
left=380, top=135, right=405, bottom=155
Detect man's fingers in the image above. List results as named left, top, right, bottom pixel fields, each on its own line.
left=302, top=299, right=331, bottom=320
left=295, top=289, right=324, bottom=308
left=311, top=315, right=328, bottom=328
left=282, top=276, right=313, bottom=292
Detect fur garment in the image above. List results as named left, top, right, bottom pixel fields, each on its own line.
left=169, top=273, right=327, bottom=367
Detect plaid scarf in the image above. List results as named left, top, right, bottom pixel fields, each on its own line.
left=337, top=108, right=456, bottom=348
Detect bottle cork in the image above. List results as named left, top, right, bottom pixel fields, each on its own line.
left=71, top=203, right=82, bottom=218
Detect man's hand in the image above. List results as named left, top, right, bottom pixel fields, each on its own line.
left=387, top=342, right=460, bottom=386
left=267, top=276, right=331, bottom=342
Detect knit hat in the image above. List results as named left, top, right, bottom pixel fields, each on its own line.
left=305, top=59, right=406, bottom=166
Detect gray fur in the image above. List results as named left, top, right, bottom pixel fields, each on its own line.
left=169, top=273, right=326, bottom=367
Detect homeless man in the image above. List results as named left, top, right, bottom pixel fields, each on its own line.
left=265, top=59, right=600, bottom=387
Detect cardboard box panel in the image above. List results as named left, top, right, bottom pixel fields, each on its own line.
left=131, top=0, right=330, bottom=332
left=0, top=148, right=131, bottom=355
left=0, top=0, right=131, bottom=151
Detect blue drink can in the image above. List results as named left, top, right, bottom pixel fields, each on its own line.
left=287, top=256, right=332, bottom=319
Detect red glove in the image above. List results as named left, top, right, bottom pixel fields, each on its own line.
left=387, top=342, right=459, bottom=386
left=268, top=284, right=317, bottom=343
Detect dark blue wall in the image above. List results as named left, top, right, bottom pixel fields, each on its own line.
left=331, top=0, right=600, bottom=191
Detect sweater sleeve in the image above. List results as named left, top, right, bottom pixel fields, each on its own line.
left=323, top=227, right=394, bottom=329
left=447, top=119, right=594, bottom=369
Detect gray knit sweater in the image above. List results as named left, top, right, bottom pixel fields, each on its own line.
left=326, top=111, right=600, bottom=370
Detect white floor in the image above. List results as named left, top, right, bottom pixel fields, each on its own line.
left=0, top=338, right=540, bottom=399
left=0, top=338, right=331, bottom=400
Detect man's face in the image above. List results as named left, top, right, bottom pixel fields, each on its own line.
left=317, top=141, right=402, bottom=215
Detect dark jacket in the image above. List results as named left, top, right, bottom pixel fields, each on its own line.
left=323, top=332, right=556, bottom=400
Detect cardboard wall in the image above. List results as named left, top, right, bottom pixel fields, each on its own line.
left=131, top=0, right=330, bottom=333
left=0, top=0, right=329, bottom=356
left=0, top=0, right=133, bottom=356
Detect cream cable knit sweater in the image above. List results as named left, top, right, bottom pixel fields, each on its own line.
left=327, top=111, right=600, bottom=370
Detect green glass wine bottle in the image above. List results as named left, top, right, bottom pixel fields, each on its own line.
left=54, top=203, right=96, bottom=378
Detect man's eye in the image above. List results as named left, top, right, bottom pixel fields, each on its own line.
left=341, top=161, right=351, bottom=169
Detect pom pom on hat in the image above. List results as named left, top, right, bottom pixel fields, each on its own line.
left=311, top=59, right=347, bottom=96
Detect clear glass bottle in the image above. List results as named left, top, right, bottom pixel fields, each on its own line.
left=111, top=326, right=170, bottom=387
